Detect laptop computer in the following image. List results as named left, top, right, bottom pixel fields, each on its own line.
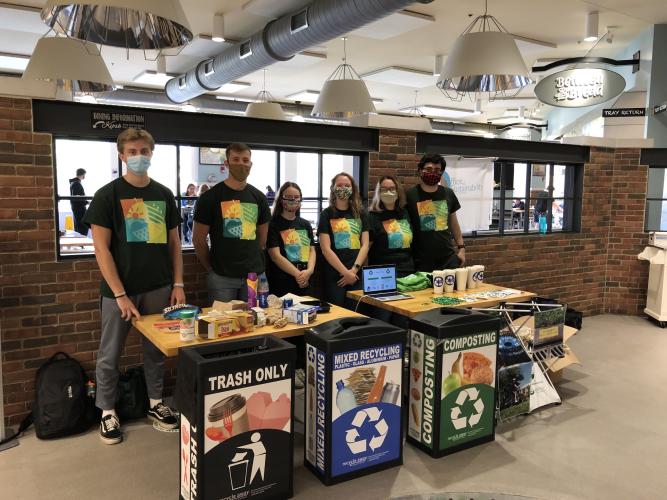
left=361, top=264, right=411, bottom=302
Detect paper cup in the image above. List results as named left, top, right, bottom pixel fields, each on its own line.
left=466, top=266, right=476, bottom=289
left=475, top=265, right=485, bottom=286
left=443, top=269, right=455, bottom=293
left=455, top=268, right=468, bottom=291
left=432, top=271, right=444, bottom=295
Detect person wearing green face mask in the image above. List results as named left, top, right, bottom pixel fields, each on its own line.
left=193, top=143, right=271, bottom=302
left=368, top=175, right=415, bottom=278
left=318, top=172, right=370, bottom=308
left=83, top=128, right=184, bottom=444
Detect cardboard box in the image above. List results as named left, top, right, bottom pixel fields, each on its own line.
left=283, top=304, right=317, bottom=325
left=211, top=300, right=248, bottom=312
left=197, top=311, right=255, bottom=340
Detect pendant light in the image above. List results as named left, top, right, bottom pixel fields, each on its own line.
left=245, top=70, right=286, bottom=120
left=40, top=0, right=193, bottom=50
left=312, top=37, right=375, bottom=119
left=437, top=0, right=532, bottom=101
left=23, top=36, right=115, bottom=94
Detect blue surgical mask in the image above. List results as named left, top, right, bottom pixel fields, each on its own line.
left=126, top=155, right=151, bottom=175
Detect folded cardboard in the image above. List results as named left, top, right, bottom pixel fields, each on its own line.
left=197, top=311, right=255, bottom=339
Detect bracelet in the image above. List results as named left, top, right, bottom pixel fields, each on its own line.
left=114, top=292, right=126, bottom=298
left=173, top=283, right=185, bottom=288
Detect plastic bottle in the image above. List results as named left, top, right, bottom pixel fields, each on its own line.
left=335, top=380, right=357, bottom=415
left=247, top=272, right=258, bottom=308
left=179, top=309, right=196, bottom=342
left=85, top=380, right=96, bottom=399
left=258, top=273, right=270, bottom=308
left=539, top=214, right=547, bottom=234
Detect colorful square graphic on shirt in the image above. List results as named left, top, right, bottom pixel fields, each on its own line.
left=330, top=218, right=361, bottom=250
left=221, top=200, right=258, bottom=240
left=121, top=198, right=167, bottom=244
left=281, top=228, right=311, bottom=263
left=416, top=200, right=448, bottom=232
left=382, top=218, right=413, bottom=249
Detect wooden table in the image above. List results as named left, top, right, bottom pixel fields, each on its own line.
left=133, top=303, right=366, bottom=357
left=347, top=283, right=536, bottom=318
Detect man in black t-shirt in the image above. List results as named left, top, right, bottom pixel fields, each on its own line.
left=406, top=154, right=466, bottom=272
left=84, top=128, right=184, bottom=445
left=193, top=143, right=271, bottom=302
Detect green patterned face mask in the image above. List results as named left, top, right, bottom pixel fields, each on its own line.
left=334, top=186, right=353, bottom=200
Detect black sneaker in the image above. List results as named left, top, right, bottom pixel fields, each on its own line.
left=100, top=414, right=122, bottom=445
left=148, top=402, right=178, bottom=429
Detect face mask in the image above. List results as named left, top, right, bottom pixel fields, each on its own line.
left=228, top=163, right=249, bottom=182
left=334, top=186, right=353, bottom=200
left=126, top=155, right=151, bottom=175
left=282, top=199, right=301, bottom=213
left=380, top=191, right=398, bottom=205
left=421, top=171, right=442, bottom=186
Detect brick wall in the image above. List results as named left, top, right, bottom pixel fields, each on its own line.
left=0, top=106, right=650, bottom=429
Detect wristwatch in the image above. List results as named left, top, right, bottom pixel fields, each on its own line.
left=354, top=263, right=362, bottom=270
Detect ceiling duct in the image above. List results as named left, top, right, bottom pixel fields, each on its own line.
left=165, top=0, right=434, bottom=103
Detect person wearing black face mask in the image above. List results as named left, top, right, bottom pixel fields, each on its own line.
left=266, top=182, right=316, bottom=296
left=406, top=154, right=465, bottom=272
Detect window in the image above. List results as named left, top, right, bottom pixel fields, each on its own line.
left=463, top=160, right=581, bottom=236
left=53, top=138, right=363, bottom=257
left=645, top=167, right=667, bottom=231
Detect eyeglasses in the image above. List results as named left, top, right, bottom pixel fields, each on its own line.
left=283, top=197, right=301, bottom=203
left=380, top=188, right=397, bottom=194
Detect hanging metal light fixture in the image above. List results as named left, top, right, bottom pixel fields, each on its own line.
left=22, top=36, right=115, bottom=94
left=245, top=70, right=286, bottom=120
left=40, top=0, right=193, bottom=50
left=312, top=37, right=375, bottom=119
left=437, top=0, right=532, bottom=101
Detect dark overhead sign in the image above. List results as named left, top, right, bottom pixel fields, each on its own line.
left=534, top=68, right=626, bottom=108
left=91, top=110, right=146, bottom=131
left=602, top=108, right=646, bottom=118
left=654, top=103, right=667, bottom=115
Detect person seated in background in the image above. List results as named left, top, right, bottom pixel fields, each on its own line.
left=181, top=183, right=196, bottom=244
left=265, top=185, right=276, bottom=207
left=512, top=198, right=525, bottom=228
left=534, top=191, right=548, bottom=224
left=318, top=172, right=370, bottom=308
left=266, top=182, right=316, bottom=297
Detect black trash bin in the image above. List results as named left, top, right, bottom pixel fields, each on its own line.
left=176, top=336, right=295, bottom=499
left=304, top=317, right=407, bottom=485
left=407, top=308, right=501, bottom=458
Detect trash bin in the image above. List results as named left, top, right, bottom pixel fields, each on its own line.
left=176, top=336, right=295, bottom=500
left=638, top=244, right=667, bottom=325
left=304, top=317, right=407, bottom=485
left=407, top=307, right=501, bottom=458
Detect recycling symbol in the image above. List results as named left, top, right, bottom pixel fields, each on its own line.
left=450, top=387, right=484, bottom=430
left=345, top=407, right=388, bottom=455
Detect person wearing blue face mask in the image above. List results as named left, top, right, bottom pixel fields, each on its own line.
left=83, top=128, right=184, bottom=445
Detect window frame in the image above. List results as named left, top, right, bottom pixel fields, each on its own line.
left=645, top=166, right=667, bottom=232
left=53, top=136, right=366, bottom=260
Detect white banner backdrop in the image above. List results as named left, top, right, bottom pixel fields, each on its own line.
left=441, top=156, right=495, bottom=234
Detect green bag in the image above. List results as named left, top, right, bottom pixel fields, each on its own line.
left=396, top=272, right=432, bottom=292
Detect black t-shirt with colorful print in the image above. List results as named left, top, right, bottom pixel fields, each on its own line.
left=368, top=209, right=415, bottom=277
left=83, top=177, right=181, bottom=298
left=317, top=206, right=369, bottom=277
left=406, top=184, right=461, bottom=271
left=193, top=181, right=271, bottom=278
left=266, top=215, right=314, bottom=295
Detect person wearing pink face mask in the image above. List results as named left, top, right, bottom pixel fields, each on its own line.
left=266, top=182, right=316, bottom=296
left=406, top=154, right=465, bottom=272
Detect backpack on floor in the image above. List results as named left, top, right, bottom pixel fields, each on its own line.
left=33, top=352, right=95, bottom=440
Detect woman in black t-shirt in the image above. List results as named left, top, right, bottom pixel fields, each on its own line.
left=266, top=182, right=316, bottom=297
left=318, top=172, right=370, bottom=307
left=368, top=175, right=415, bottom=278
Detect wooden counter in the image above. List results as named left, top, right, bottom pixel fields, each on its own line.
left=347, top=283, right=536, bottom=318
left=133, top=303, right=366, bottom=357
